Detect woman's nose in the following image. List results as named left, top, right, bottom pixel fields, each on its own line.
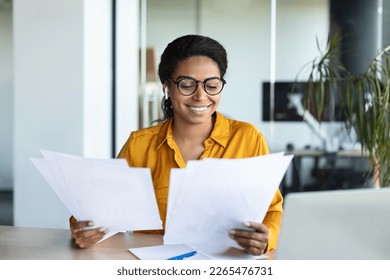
left=192, top=83, right=208, bottom=100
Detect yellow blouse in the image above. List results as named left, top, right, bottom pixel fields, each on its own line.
left=117, top=112, right=283, bottom=251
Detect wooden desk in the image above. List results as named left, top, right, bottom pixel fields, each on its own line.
left=0, top=226, right=274, bottom=260
left=0, top=225, right=161, bottom=260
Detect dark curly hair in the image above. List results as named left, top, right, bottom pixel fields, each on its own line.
left=158, top=35, right=228, bottom=121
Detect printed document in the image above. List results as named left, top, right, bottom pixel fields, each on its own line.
left=164, top=153, right=293, bottom=257
left=31, top=150, right=163, bottom=233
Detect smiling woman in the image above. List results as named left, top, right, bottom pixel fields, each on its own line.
left=167, top=56, right=222, bottom=128
left=70, top=35, right=284, bottom=257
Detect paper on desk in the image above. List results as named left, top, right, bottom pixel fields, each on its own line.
left=164, top=153, right=293, bottom=250
left=129, top=244, right=202, bottom=260
left=128, top=243, right=266, bottom=260
left=194, top=243, right=267, bottom=260
left=31, top=150, right=163, bottom=233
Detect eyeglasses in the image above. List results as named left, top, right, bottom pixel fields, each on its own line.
left=167, top=77, right=226, bottom=96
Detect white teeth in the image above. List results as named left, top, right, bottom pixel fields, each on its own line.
left=188, top=106, right=208, bottom=112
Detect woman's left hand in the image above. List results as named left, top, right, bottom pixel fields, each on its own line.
left=229, top=222, right=269, bottom=256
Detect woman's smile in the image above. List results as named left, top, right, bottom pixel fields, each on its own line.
left=186, top=104, right=213, bottom=112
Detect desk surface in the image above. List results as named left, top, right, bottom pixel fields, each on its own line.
left=0, top=226, right=274, bottom=260
left=0, top=226, right=161, bottom=260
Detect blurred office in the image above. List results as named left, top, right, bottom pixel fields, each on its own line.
left=1, top=0, right=389, bottom=228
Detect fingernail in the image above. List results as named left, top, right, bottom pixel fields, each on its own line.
left=99, top=227, right=109, bottom=233
left=244, top=222, right=251, bottom=227
left=229, top=229, right=236, bottom=235
left=88, top=221, right=94, bottom=227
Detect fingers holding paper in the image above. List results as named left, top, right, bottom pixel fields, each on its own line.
left=70, top=220, right=110, bottom=248
left=229, top=222, right=269, bottom=256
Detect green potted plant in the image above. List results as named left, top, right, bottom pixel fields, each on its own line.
left=299, top=33, right=390, bottom=188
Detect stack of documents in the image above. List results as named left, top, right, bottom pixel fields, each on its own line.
left=31, top=150, right=163, bottom=236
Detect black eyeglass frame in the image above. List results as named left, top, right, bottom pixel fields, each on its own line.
left=167, top=77, right=226, bottom=96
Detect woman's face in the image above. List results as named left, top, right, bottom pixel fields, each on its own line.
left=167, top=56, right=222, bottom=126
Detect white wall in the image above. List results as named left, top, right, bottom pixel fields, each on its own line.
left=275, top=0, right=329, bottom=80
left=266, top=0, right=332, bottom=152
left=0, top=2, right=13, bottom=191
left=83, top=0, right=112, bottom=158
left=115, top=0, right=140, bottom=155
left=13, top=0, right=112, bottom=228
left=147, top=0, right=197, bottom=54
left=201, top=0, right=272, bottom=127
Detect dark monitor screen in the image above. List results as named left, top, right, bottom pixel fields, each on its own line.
left=262, top=81, right=345, bottom=122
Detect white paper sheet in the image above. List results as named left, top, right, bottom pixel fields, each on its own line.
left=165, top=167, right=188, bottom=229
left=128, top=243, right=266, bottom=260
left=31, top=151, right=163, bottom=233
left=129, top=244, right=198, bottom=260
left=31, top=158, right=77, bottom=214
left=164, top=153, right=293, bottom=249
left=193, top=243, right=267, bottom=260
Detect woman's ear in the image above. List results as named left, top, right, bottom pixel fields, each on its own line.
left=162, top=82, right=169, bottom=100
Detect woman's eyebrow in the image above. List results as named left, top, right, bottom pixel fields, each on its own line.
left=175, top=75, right=195, bottom=80
left=175, top=75, right=220, bottom=81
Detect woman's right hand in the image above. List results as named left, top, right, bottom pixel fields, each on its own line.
left=70, top=220, right=110, bottom=248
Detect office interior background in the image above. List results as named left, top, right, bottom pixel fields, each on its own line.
left=1, top=0, right=389, bottom=229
